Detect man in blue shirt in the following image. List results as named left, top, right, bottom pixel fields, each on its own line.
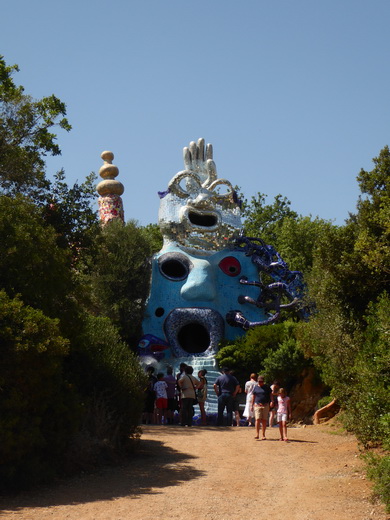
left=213, top=367, right=240, bottom=426
left=251, top=375, right=272, bottom=440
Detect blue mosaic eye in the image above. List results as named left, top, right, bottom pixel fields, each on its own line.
left=218, top=256, right=241, bottom=277
left=158, top=252, right=192, bottom=281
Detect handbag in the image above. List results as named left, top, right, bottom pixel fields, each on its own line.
left=196, top=387, right=204, bottom=399
left=188, top=375, right=198, bottom=405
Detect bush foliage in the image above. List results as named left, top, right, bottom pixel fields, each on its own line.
left=365, top=452, right=390, bottom=514
left=68, top=315, right=147, bottom=450
left=216, top=321, right=312, bottom=391
left=0, top=291, right=79, bottom=489
left=0, top=56, right=156, bottom=491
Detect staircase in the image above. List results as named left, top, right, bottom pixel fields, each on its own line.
left=170, top=355, right=221, bottom=415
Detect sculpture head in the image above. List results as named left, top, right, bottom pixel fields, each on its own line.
left=158, top=138, right=242, bottom=255
left=140, top=138, right=306, bottom=364
left=141, top=244, right=265, bottom=358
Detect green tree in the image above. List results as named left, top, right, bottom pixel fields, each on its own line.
left=242, top=192, right=298, bottom=244
left=0, top=195, right=74, bottom=321
left=88, top=219, right=159, bottom=345
left=241, top=190, right=332, bottom=274
left=0, top=56, right=99, bottom=266
left=0, top=55, right=151, bottom=489
left=354, top=145, right=390, bottom=280
left=44, top=169, right=99, bottom=256
left=274, top=215, right=333, bottom=273
left=141, top=223, right=163, bottom=252
left=0, top=56, right=71, bottom=200
left=216, top=321, right=311, bottom=390
left=300, top=145, right=390, bottom=448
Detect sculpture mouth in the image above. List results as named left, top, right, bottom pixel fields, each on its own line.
left=164, top=308, right=224, bottom=357
left=187, top=209, right=219, bottom=229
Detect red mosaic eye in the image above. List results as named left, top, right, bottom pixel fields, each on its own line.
left=218, top=256, right=241, bottom=277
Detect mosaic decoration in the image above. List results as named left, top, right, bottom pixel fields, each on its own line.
left=141, top=246, right=263, bottom=359
left=97, top=151, right=125, bottom=224
left=139, top=138, right=307, bottom=375
left=227, top=236, right=308, bottom=329
left=158, top=138, right=242, bottom=255
left=98, top=194, right=124, bottom=224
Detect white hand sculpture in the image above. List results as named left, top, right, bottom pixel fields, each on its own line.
left=183, top=138, right=217, bottom=187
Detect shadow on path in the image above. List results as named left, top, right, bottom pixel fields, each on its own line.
left=0, top=436, right=205, bottom=513
left=264, top=438, right=318, bottom=444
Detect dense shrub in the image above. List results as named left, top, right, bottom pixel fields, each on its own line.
left=340, top=293, right=390, bottom=448
left=216, top=321, right=312, bottom=390
left=0, top=291, right=80, bottom=490
left=365, top=453, right=390, bottom=514
left=66, top=315, right=147, bottom=453
left=0, top=59, right=150, bottom=490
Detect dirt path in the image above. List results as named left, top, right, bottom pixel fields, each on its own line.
left=0, top=422, right=388, bottom=520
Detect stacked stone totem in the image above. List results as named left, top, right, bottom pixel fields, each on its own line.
left=96, top=151, right=125, bottom=225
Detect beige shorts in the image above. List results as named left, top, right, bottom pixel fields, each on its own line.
left=254, top=403, right=270, bottom=420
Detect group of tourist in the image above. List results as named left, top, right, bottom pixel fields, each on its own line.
left=142, top=363, right=209, bottom=427
left=242, top=372, right=291, bottom=441
left=142, top=365, right=291, bottom=441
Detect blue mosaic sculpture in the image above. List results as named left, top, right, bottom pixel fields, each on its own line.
left=138, top=139, right=306, bottom=378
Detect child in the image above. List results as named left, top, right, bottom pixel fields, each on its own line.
left=154, top=372, right=168, bottom=425
left=232, top=384, right=242, bottom=426
left=277, top=388, right=291, bottom=441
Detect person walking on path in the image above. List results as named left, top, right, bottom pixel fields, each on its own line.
left=213, top=367, right=240, bottom=426
left=269, top=380, right=280, bottom=428
left=232, top=384, right=242, bottom=426
left=178, top=366, right=199, bottom=427
left=277, top=387, right=291, bottom=441
left=252, top=375, right=272, bottom=440
left=242, top=373, right=257, bottom=426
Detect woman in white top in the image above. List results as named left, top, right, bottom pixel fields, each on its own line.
left=242, top=373, right=257, bottom=426
left=277, top=388, right=291, bottom=441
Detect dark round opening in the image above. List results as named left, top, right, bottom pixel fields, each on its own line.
left=177, top=323, right=210, bottom=354
left=188, top=211, right=217, bottom=227
left=160, top=259, right=188, bottom=279
left=155, top=307, right=164, bottom=317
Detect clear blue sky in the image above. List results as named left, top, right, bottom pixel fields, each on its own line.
left=2, top=0, right=390, bottom=226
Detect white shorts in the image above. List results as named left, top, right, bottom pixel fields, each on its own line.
left=277, top=413, right=288, bottom=423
